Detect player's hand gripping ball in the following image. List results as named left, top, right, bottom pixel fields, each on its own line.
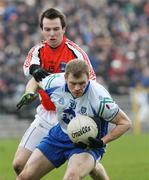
left=67, top=115, right=98, bottom=147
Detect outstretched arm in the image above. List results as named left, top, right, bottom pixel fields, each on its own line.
left=25, top=77, right=38, bottom=93
left=16, top=78, right=39, bottom=110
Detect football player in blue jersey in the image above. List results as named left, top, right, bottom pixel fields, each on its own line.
left=17, top=60, right=131, bottom=180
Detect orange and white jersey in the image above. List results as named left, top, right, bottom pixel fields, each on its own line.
left=23, top=36, right=96, bottom=80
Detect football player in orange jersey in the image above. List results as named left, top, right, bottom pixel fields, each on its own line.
left=13, top=8, right=109, bottom=180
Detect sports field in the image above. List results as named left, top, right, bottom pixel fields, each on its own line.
left=0, top=133, right=149, bottom=180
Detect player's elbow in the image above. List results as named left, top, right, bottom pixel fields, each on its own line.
left=23, top=68, right=30, bottom=76
left=123, top=119, right=132, bottom=131
left=119, top=110, right=132, bottom=131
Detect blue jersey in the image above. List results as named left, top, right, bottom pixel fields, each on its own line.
left=40, top=73, right=119, bottom=137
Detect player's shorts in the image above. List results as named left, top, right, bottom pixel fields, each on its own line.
left=19, top=105, right=58, bottom=151
left=37, top=124, right=106, bottom=168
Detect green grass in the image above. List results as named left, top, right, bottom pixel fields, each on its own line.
left=0, top=134, right=149, bottom=180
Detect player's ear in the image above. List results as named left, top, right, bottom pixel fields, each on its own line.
left=62, top=27, right=66, bottom=34
left=64, top=74, right=68, bottom=81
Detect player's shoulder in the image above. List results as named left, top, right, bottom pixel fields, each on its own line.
left=90, top=80, right=111, bottom=97
left=89, top=80, right=119, bottom=121
left=65, top=38, right=86, bottom=52
left=90, top=80, right=106, bottom=90
left=65, top=38, right=80, bottom=47
left=41, top=73, right=65, bottom=90
left=49, top=73, right=65, bottom=82
left=28, top=41, right=45, bottom=52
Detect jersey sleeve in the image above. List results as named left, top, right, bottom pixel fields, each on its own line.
left=82, top=55, right=96, bottom=81
left=23, top=43, right=44, bottom=76
left=98, top=97, right=119, bottom=122
left=77, top=50, right=96, bottom=81
left=91, top=81, right=119, bottom=122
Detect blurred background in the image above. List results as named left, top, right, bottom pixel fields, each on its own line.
left=0, top=0, right=149, bottom=179
left=0, top=0, right=149, bottom=136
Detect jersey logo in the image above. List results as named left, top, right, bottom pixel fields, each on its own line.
left=62, top=108, right=75, bottom=124
left=80, top=107, right=87, bottom=114
left=69, top=99, right=76, bottom=109
left=60, top=62, right=66, bottom=72
left=58, top=97, right=65, bottom=105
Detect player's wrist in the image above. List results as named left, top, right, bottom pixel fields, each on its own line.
left=22, top=92, right=38, bottom=100
left=88, top=137, right=105, bottom=149
left=23, top=92, right=36, bottom=99
left=29, top=64, right=48, bottom=82
left=24, top=92, right=35, bottom=95
left=29, top=64, right=40, bottom=75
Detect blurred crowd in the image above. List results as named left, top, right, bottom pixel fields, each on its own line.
left=0, top=0, right=149, bottom=114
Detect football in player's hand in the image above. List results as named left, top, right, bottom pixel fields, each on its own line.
left=67, top=115, right=98, bottom=145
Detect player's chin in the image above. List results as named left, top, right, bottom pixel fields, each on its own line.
left=48, top=40, right=57, bottom=47
left=73, top=92, right=83, bottom=98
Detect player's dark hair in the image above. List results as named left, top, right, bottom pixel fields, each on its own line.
left=40, top=8, right=66, bottom=29
left=65, top=59, right=89, bottom=78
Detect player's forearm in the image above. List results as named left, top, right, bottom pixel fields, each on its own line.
left=101, top=123, right=131, bottom=144
left=102, top=110, right=132, bottom=144
left=25, top=78, right=38, bottom=93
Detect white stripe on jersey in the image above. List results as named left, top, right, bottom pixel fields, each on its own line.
left=23, top=43, right=45, bottom=76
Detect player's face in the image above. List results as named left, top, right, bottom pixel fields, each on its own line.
left=65, top=73, right=89, bottom=98
left=42, top=17, right=65, bottom=48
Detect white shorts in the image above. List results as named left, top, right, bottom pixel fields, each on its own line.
left=19, top=105, right=58, bottom=151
